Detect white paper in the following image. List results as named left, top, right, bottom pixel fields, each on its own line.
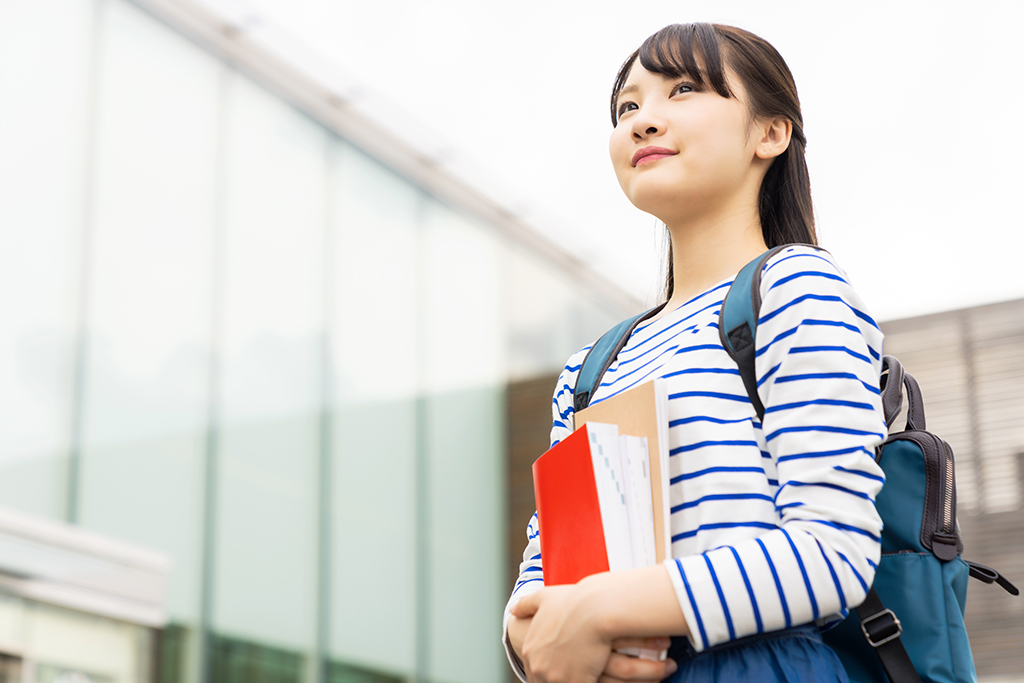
left=621, top=434, right=656, bottom=568
left=586, top=423, right=633, bottom=572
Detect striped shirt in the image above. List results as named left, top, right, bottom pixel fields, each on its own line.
left=503, top=246, right=886, bottom=676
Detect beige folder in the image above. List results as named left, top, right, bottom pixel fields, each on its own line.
left=575, top=379, right=671, bottom=563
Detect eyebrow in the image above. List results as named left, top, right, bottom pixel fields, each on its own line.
left=614, top=84, right=640, bottom=110
left=616, top=84, right=639, bottom=101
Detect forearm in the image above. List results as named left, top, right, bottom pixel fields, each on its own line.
left=578, top=564, right=689, bottom=639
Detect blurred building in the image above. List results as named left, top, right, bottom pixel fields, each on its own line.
left=882, top=298, right=1024, bottom=681
left=0, top=1, right=634, bottom=682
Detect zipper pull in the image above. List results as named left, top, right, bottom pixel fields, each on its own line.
left=967, top=560, right=1020, bottom=596
left=931, top=533, right=959, bottom=561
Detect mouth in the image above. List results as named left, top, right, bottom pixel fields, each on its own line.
left=632, top=146, right=677, bottom=167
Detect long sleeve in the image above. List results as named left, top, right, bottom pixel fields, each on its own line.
left=502, top=346, right=590, bottom=680
left=662, top=246, right=886, bottom=651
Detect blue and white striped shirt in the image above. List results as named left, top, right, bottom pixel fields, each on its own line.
left=504, top=246, right=886, bottom=673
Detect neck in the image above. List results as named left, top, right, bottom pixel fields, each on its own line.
left=662, top=206, right=768, bottom=313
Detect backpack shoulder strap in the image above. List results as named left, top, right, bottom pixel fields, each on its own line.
left=855, top=588, right=922, bottom=683
left=718, top=245, right=788, bottom=421
left=718, top=244, right=832, bottom=420
left=573, top=303, right=666, bottom=413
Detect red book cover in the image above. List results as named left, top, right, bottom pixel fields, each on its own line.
left=532, top=424, right=609, bottom=585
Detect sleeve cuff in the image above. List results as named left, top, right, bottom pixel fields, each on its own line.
left=662, top=558, right=707, bottom=652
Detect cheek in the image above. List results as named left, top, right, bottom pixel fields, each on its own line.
left=608, top=131, right=632, bottom=185
left=688, top=116, right=751, bottom=175
left=609, top=128, right=627, bottom=161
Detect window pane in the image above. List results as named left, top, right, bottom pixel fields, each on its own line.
left=422, top=201, right=506, bottom=393
left=507, top=242, right=625, bottom=374
left=76, top=0, right=220, bottom=630
left=213, top=72, right=326, bottom=655
left=329, top=143, right=418, bottom=404
left=422, top=201, right=505, bottom=683
left=328, top=143, right=418, bottom=676
left=208, top=634, right=302, bottom=683
left=0, top=0, right=93, bottom=519
left=507, top=247, right=581, bottom=380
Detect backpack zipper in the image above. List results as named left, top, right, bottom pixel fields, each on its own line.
left=942, top=442, right=955, bottom=535
left=882, top=430, right=960, bottom=560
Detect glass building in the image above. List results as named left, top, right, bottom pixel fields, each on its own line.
left=0, top=1, right=634, bottom=681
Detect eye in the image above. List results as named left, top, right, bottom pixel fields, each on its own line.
left=616, top=100, right=638, bottom=122
left=672, top=82, right=695, bottom=96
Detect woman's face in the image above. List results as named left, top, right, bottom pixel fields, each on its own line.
left=609, top=62, right=767, bottom=227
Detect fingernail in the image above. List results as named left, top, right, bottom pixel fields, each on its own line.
left=651, top=636, right=671, bottom=648
left=665, top=659, right=678, bottom=675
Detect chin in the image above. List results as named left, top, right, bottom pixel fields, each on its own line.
left=626, top=182, right=689, bottom=222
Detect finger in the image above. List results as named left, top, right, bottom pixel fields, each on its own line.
left=604, top=652, right=678, bottom=681
left=598, top=673, right=664, bottom=683
left=611, top=636, right=671, bottom=653
left=510, top=591, right=541, bottom=618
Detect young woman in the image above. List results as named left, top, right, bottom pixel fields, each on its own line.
left=504, top=23, right=886, bottom=683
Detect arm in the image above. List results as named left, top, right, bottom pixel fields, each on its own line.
left=512, top=563, right=687, bottom=637
left=511, top=566, right=683, bottom=682
left=502, top=353, right=587, bottom=681
left=504, top=348, right=682, bottom=682
left=503, top=514, right=545, bottom=681
left=664, top=246, right=886, bottom=651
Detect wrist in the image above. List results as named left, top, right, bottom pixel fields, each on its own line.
left=579, top=565, right=688, bottom=639
left=576, top=572, right=619, bottom=639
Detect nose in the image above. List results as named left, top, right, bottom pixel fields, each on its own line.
left=630, top=106, right=663, bottom=141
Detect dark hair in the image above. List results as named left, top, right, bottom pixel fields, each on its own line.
left=610, top=23, right=817, bottom=299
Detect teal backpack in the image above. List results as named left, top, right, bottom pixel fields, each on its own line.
left=574, top=245, right=1019, bottom=683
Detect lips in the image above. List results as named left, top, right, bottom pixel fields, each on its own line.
left=632, top=146, right=677, bottom=167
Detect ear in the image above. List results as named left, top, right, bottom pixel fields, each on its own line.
left=755, top=117, right=792, bottom=160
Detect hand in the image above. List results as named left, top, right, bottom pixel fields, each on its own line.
left=511, top=584, right=611, bottom=683
left=512, top=613, right=676, bottom=682
left=508, top=613, right=532, bottom=666
left=510, top=567, right=686, bottom=682
left=604, top=638, right=678, bottom=682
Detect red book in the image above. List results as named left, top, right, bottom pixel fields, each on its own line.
left=532, top=423, right=630, bottom=586
left=533, top=400, right=670, bottom=662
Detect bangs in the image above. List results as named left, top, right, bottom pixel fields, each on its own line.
left=611, top=23, right=733, bottom=125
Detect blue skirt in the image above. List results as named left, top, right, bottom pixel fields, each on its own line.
left=663, top=625, right=849, bottom=682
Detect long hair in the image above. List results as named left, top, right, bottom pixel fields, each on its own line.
left=610, top=23, right=816, bottom=300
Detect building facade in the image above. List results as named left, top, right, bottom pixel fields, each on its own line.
left=0, top=1, right=634, bottom=682
left=882, top=298, right=1024, bottom=681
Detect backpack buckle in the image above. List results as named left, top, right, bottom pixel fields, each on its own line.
left=861, top=608, right=902, bottom=647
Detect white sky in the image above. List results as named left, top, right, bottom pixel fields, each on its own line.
left=197, top=0, right=1024, bottom=322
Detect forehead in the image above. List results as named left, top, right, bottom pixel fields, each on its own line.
left=620, top=63, right=683, bottom=90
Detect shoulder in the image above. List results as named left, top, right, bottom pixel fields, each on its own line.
left=759, top=244, right=850, bottom=293
left=561, top=343, right=596, bottom=379
left=548, top=342, right=597, bottom=442
left=754, top=245, right=883, bottom=366
left=758, top=245, right=878, bottom=325
left=551, top=342, right=596, bottom=405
